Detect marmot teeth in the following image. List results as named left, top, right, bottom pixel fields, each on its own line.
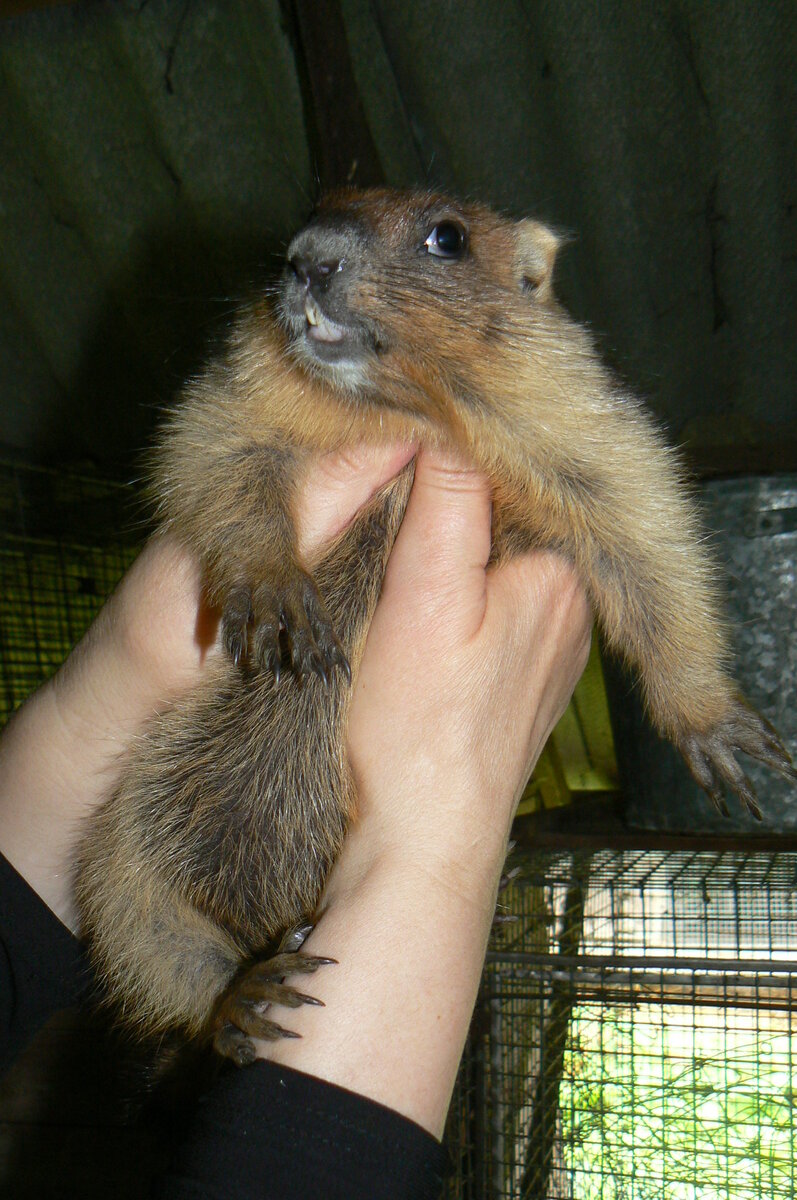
left=304, top=296, right=345, bottom=343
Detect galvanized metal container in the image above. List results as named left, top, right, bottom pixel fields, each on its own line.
left=610, top=474, right=797, bottom=834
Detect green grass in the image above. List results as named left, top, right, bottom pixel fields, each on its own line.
left=560, top=1003, right=796, bottom=1200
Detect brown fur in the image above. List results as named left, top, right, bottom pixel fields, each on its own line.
left=76, top=188, right=794, bottom=1063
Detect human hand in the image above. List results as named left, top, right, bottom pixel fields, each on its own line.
left=265, top=448, right=591, bottom=1135
left=0, top=443, right=416, bottom=928
left=346, top=446, right=592, bottom=875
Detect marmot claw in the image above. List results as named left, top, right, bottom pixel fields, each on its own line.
left=678, top=699, right=795, bottom=820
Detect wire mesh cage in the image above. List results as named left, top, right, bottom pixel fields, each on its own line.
left=446, top=850, right=797, bottom=1200
left=0, top=459, right=139, bottom=725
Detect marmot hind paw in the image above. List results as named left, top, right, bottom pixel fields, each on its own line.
left=211, top=924, right=336, bottom=1066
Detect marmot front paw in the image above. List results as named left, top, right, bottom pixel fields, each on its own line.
left=220, top=569, right=350, bottom=683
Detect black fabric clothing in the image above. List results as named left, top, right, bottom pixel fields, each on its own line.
left=0, top=851, right=448, bottom=1199
left=154, top=1058, right=449, bottom=1200
left=0, top=850, right=89, bottom=1074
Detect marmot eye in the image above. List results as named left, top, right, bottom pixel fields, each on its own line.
left=424, top=221, right=466, bottom=259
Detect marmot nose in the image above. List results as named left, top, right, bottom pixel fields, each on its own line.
left=288, top=254, right=342, bottom=294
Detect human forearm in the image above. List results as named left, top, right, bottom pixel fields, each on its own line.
left=262, top=487, right=592, bottom=1137
left=264, top=803, right=508, bottom=1139
left=0, top=537, right=208, bottom=928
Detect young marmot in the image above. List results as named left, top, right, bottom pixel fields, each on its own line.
left=76, top=188, right=795, bottom=1065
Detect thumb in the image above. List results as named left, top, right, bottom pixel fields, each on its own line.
left=395, top=446, right=492, bottom=569
left=382, top=447, right=493, bottom=618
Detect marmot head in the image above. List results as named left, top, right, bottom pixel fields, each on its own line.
left=277, top=188, right=564, bottom=412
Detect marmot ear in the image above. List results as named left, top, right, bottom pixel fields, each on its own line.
left=514, top=219, right=562, bottom=301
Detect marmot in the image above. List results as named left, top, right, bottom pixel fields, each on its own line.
left=76, top=188, right=795, bottom=1065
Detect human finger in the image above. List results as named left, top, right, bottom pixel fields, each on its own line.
left=296, top=442, right=417, bottom=560
left=375, top=446, right=493, bottom=637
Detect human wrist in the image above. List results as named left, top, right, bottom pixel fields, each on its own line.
left=347, top=705, right=550, bottom=872
left=325, top=775, right=516, bottom=921
left=262, top=806, right=505, bottom=1137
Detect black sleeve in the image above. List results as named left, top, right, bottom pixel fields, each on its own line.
left=0, top=851, right=449, bottom=1198
left=0, top=850, right=89, bottom=1074
left=153, top=1059, right=450, bottom=1200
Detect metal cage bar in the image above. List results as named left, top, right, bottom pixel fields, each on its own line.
left=446, top=850, right=797, bottom=1200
